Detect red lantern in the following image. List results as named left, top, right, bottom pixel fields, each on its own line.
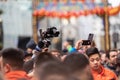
left=38, top=8, right=46, bottom=17
left=63, top=12, right=70, bottom=19
left=51, top=11, right=59, bottom=17
left=108, top=6, right=120, bottom=16
left=100, top=8, right=105, bottom=15
left=33, top=10, right=39, bottom=17
left=95, top=6, right=101, bottom=15
left=45, top=11, right=51, bottom=17
left=90, top=9, right=96, bottom=15
left=84, top=10, right=90, bottom=16
left=78, top=10, right=85, bottom=16
left=104, top=6, right=112, bottom=14
left=59, top=12, right=70, bottom=19
left=70, top=12, right=79, bottom=17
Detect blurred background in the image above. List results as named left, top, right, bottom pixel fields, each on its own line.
left=0, top=0, right=120, bottom=51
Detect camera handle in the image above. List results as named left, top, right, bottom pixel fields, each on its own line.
left=39, top=29, right=44, bottom=40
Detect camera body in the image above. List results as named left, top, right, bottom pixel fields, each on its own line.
left=37, top=27, right=60, bottom=49
left=41, top=27, right=60, bottom=38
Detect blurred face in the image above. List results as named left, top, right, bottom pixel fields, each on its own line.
left=27, top=48, right=33, bottom=53
left=51, top=52, right=60, bottom=59
left=101, top=54, right=107, bottom=64
left=89, top=54, right=101, bottom=70
left=109, top=51, right=118, bottom=65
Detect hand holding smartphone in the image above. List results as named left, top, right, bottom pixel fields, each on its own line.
left=82, top=33, right=94, bottom=45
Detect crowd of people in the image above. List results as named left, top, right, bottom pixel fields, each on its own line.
left=0, top=39, right=120, bottom=80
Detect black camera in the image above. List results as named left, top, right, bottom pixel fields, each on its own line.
left=41, top=27, right=60, bottom=38
left=37, top=27, right=60, bottom=49
left=38, top=39, right=51, bottom=49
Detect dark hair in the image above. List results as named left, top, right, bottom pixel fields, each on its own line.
left=23, top=58, right=34, bottom=73
left=106, top=49, right=117, bottom=59
left=63, top=53, right=89, bottom=72
left=99, top=50, right=106, bottom=54
left=1, top=48, right=24, bottom=70
left=24, top=51, right=33, bottom=59
left=34, top=52, right=60, bottom=67
left=86, top=47, right=100, bottom=57
left=26, top=39, right=36, bottom=49
left=35, top=61, right=70, bottom=80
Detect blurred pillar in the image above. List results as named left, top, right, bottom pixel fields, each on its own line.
left=0, top=18, right=3, bottom=50
left=32, top=0, right=40, bottom=43
left=0, top=10, right=3, bottom=50
left=103, top=0, right=110, bottom=51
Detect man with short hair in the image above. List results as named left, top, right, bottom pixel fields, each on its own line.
left=34, top=52, right=60, bottom=67
left=86, top=47, right=118, bottom=80
left=34, top=61, right=71, bottom=80
left=99, top=50, right=107, bottom=65
left=63, top=53, right=94, bottom=80
left=28, top=52, right=60, bottom=80
left=105, top=50, right=118, bottom=75
left=0, top=48, right=29, bottom=80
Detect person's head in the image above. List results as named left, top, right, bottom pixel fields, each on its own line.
left=34, top=52, right=60, bottom=68
left=0, top=48, right=24, bottom=73
left=117, top=53, right=120, bottom=66
left=64, top=53, right=93, bottom=80
left=34, top=61, right=70, bottom=80
left=86, top=47, right=101, bottom=71
left=99, top=50, right=107, bottom=64
left=23, top=59, right=34, bottom=73
left=106, top=50, right=118, bottom=65
left=24, top=52, right=33, bottom=62
left=26, top=39, right=36, bottom=53
left=50, top=49, right=61, bottom=59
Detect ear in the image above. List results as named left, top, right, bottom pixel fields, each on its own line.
left=4, top=64, right=11, bottom=73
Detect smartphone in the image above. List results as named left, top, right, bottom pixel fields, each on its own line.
left=82, top=33, right=94, bottom=45
left=88, top=33, right=94, bottom=42
left=82, top=40, right=91, bottom=45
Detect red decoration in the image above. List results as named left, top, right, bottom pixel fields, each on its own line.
left=108, top=6, right=120, bottom=16
left=45, top=11, right=51, bottom=17
left=90, top=9, right=96, bottom=15
left=78, top=10, right=85, bottom=16
left=51, top=11, right=59, bottom=17
left=33, top=10, right=39, bottom=16
left=33, top=5, right=120, bottom=18
left=38, top=8, right=46, bottom=16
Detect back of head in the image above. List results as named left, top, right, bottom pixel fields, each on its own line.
left=34, top=52, right=60, bottom=68
left=64, top=53, right=89, bottom=72
left=26, top=39, right=36, bottom=50
left=1, top=48, right=24, bottom=70
left=86, top=47, right=100, bottom=57
left=63, top=53, right=93, bottom=80
left=35, top=61, right=70, bottom=80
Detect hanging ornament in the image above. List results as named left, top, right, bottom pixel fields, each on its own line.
left=33, top=10, right=39, bottom=17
